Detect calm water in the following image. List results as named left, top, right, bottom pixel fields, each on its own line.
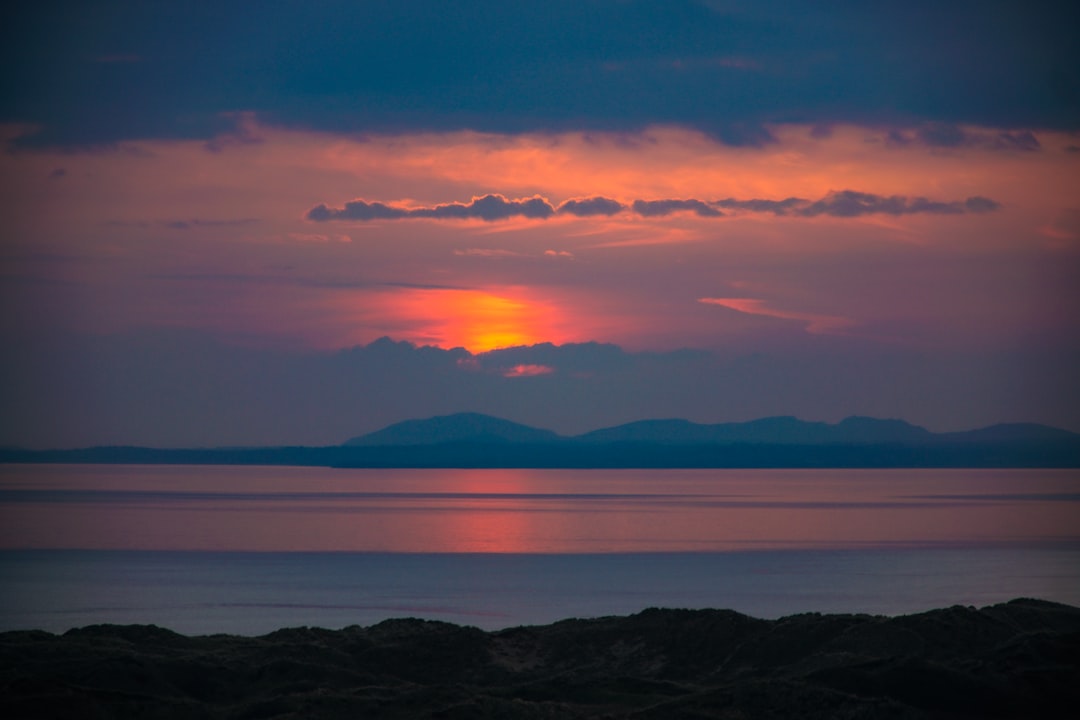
left=1, top=465, right=1078, bottom=633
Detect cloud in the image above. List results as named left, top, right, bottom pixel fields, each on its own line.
left=714, top=197, right=804, bottom=215
left=203, top=114, right=265, bottom=153
left=916, top=123, right=968, bottom=148
left=501, top=364, right=555, bottom=378
left=1039, top=208, right=1080, bottom=246
left=556, top=197, right=625, bottom=217
left=888, top=124, right=1043, bottom=152
left=703, top=122, right=778, bottom=148
left=6, top=3, right=1078, bottom=147
left=9, top=329, right=1075, bottom=448
left=961, top=197, right=1002, bottom=214
left=796, top=191, right=1001, bottom=218
left=307, top=195, right=555, bottom=222
left=698, top=298, right=852, bottom=334
left=992, top=131, right=1042, bottom=152
left=163, top=218, right=260, bottom=230
left=306, top=200, right=409, bottom=221
left=452, top=248, right=575, bottom=260
left=309, top=191, right=1001, bottom=223
left=288, top=233, right=351, bottom=243
left=453, top=248, right=526, bottom=258
left=631, top=199, right=723, bottom=218
left=420, top=195, right=555, bottom=221
left=473, top=342, right=639, bottom=377
left=105, top=218, right=261, bottom=230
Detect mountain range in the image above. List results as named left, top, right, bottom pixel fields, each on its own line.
left=4, top=413, right=1078, bottom=468
left=345, top=412, right=1078, bottom=448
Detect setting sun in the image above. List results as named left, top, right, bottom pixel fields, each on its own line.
left=389, top=288, right=568, bottom=352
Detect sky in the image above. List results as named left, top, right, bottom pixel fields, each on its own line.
left=1, top=0, right=1079, bottom=447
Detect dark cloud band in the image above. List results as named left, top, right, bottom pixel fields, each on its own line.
left=308, top=192, right=1001, bottom=222
left=7, top=3, right=1076, bottom=147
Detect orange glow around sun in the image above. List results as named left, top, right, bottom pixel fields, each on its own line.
left=387, top=288, right=569, bottom=352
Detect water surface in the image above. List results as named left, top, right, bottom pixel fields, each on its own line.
left=3, top=465, right=1077, bottom=552
left=1, top=465, right=1077, bottom=633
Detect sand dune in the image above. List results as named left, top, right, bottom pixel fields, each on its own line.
left=3, top=598, right=1078, bottom=718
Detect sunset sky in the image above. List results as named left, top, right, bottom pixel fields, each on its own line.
left=2, top=0, right=1078, bottom=447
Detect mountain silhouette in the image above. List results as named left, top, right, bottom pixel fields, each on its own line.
left=574, top=415, right=936, bottom=445
left=5, top=413, right=1077, bottom=468
left=344, top=412, right=562, bottom=446
left=939, top=423, right=1080, bottom=444
left=345, top=412, right=1073, bottom=447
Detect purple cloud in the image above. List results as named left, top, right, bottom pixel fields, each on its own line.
left=308, top=191, right=1001, bottom=222
left=887, top=124, right=1042, bottom=152
left=631, top=199, right=724, bottom=218
left=557, top=197, right=626, bottom=217
left=308, top=195, right=556, bottom=222
left=796, top=191, right=1001, bottom=218
left=307, top=200, right=410, bottom=221
left=714, top=197, right=804, bottom=215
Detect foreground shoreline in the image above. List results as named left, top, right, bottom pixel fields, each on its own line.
left=3, top=599, right=1078, bottom=719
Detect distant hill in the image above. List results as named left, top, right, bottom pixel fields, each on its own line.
left=4, top=414, right=1078, bottom=468
left=574, top=415, right=936, bottom=446
left=939, top=423, right=1080, bottom=444
left=344, top=412, right=562, bottom=446
left=345, top=412, right=1074, bottom=448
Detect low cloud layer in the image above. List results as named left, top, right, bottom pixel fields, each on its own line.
left=4, top=330, right=1075, bottom=448
left=308, top=191, right=1001, bottom=223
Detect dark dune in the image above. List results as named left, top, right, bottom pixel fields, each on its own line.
left=2, top=599, right=1079, bottom=719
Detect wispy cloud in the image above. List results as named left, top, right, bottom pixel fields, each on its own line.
left=887, top=124, right=1042, bottom=152
left=453, top=248, right=527, bottom=258
left=163, top=218, right=261, bottom=230
left=105, top=218, right=260, bottom=230
left=698, top=298, right=853, bottom=334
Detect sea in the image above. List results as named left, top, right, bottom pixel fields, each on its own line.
left=1, top=464, right=1078, bottom=635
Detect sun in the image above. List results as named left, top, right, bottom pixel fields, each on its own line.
left=448, top=294, right=538, bottom=351
left=389, top=288, right=567, bottom=352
